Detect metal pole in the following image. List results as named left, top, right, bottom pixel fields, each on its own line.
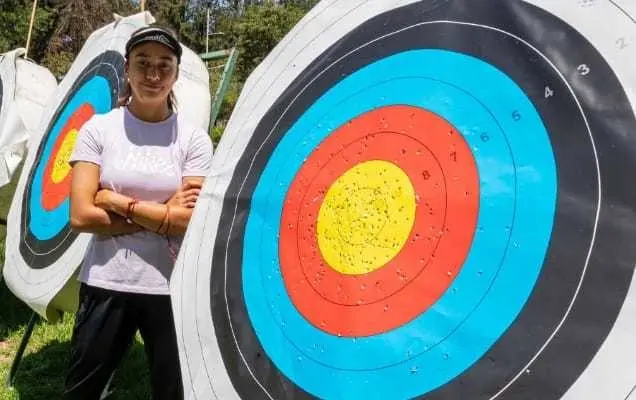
left=25, top=0, right=38, bottom=59
left=206, top=7, right=210, bottom=54
left=209, top=47, right=238, bottom=130
left=6, top=312, right=39, bottom=387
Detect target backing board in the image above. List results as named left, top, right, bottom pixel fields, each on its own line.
left=172, top=0, right=636, bottom=399
left=0, top=48, right=57, bottom=187
left=2, top=11, right=211, bottom=321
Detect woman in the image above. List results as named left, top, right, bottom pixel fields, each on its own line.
left=64, top=26, right=212, bottom=400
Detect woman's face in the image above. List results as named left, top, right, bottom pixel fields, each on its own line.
left=126, top=41, right=178, bottom=106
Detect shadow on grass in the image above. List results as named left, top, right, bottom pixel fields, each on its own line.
left=0, top=162, right=28, bottom=341
left=11, top=338, right=151, bottom=400
left=0, top=281, right=33, bottom=341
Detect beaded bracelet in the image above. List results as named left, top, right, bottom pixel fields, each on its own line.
left=125, top=199, right=138, bottom=224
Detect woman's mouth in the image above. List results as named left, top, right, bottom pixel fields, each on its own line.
left=141, top=83, right=163, bottom=92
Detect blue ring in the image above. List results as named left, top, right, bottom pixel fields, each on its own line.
left=29, top=76, right=112, bottom=240
left=243, top=50, right=557, bottom=399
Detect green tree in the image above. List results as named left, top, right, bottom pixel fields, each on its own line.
left=41, top=0, right=137, bottom=77
left=0, top=0, right=56, bottom=62
left=214, top=1, right=312, bottom=82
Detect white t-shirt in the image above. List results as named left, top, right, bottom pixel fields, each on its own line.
left=69, top=106, right=213, bottom=295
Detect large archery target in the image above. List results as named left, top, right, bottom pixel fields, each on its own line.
left=173, top=0, right=636, bottom=399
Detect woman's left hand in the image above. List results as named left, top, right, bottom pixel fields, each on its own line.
left=94, top=189, right=115, bottom=211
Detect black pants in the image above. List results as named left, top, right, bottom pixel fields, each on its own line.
left=64, top=283, right=183, bottom=400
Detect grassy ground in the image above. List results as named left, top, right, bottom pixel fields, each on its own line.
left=0, top=170, right=152, bottom=399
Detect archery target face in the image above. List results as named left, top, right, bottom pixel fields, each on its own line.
left=174, top=0, right=636, bottom=399
left=22, top=51, right=123, bottom=265
left=4, top=50, right=125, bottom=310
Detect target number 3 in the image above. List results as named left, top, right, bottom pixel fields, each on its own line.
left=577, top=64, right=590, bottom=76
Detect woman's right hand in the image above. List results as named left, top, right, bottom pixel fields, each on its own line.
left=166, top=180, right=202, bottom=208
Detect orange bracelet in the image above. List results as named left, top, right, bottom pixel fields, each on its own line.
left=164, top=204, right=172, bottom=235
left=156, top=204, right=170, bottom=234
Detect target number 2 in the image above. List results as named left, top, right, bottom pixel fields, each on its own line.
left=617, top=37, right=628, bottom=49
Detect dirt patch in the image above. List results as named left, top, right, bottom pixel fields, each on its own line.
left=0, top=340, right=12, bottom=362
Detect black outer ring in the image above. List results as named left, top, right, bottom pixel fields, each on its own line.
left=19, top=50, right=125, bottom=269
left=0, top=73, right=4, bottom=116
left=210, top=1, right=636, bottom=399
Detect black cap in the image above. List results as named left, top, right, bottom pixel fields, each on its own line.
left=125, top=26, right=182, bottom=64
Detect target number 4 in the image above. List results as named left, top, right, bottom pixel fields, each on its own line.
left=545, top=86, right=554, bottom=99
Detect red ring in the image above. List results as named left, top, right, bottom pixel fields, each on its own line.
left=279, top=105, right=479, bottom=336
left=42, top=104, right=95, bottom=211
left=292, top=133, right=446, bottom=305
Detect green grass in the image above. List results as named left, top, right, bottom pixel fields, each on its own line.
left=0, top=170, right=151, bottom=399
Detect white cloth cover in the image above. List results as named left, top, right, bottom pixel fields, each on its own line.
left=0, top=48, right=57, bottom=187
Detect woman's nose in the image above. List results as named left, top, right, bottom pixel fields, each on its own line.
left=145, top=67, right=160, bottom=81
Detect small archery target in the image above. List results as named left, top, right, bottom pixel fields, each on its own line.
left=4, top=50, right=125, bottom=315
left=174, top=0, right=636, bottom=399
left=20, top=51, right=123, bottom=266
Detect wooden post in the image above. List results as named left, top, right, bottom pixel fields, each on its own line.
left=141, top=0, right=146, bottom=11
left=25, top=0, right=38, bottom=59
